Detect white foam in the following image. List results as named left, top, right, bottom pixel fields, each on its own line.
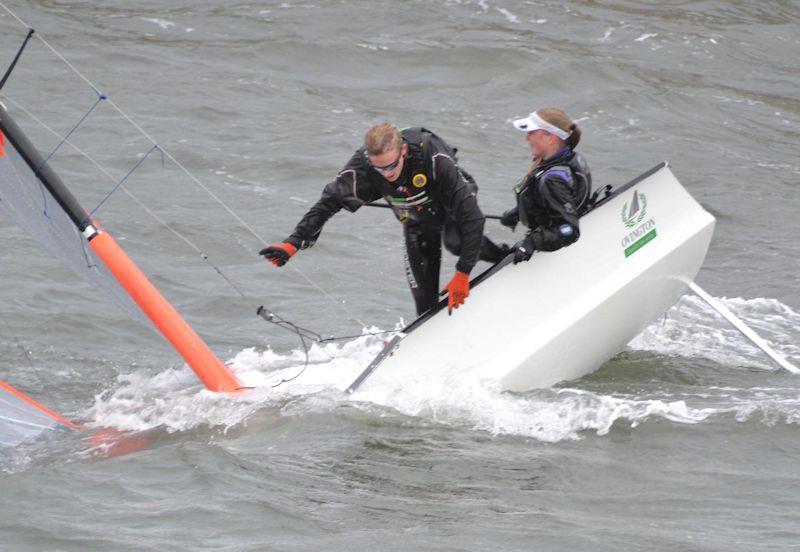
left=86, top=296, right=800, bottom=442
left=85, top=332, right=386, bottom=433
left=629, top=295, right=800, bottom=369
left=141, top=18, right=175, bottom=30
left=599, top=28, right=614, bottom=42
left=352, top=378, right=713, bottom=442
left=496, top=8, right=519, bottom=24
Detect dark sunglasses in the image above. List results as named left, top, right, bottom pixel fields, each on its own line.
left=371, top=150, right=403, bottom=173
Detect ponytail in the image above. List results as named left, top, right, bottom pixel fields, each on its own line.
left=566, top=122, right=581, bottom=149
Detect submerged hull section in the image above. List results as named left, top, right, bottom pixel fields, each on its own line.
left=354, top=163, right=715, bottom=393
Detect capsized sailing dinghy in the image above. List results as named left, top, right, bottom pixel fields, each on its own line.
left=349, top=162, right=717, bottom=393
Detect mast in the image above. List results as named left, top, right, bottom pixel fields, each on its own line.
left=0, top=105, right=242, bottom=393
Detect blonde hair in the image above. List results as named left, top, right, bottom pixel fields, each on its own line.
left=364, top=123, right=402, bottom=156
left=526, top=107, right=581, bottom=176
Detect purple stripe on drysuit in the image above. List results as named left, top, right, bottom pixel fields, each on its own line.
left=541, top=168, right=571, bottom=184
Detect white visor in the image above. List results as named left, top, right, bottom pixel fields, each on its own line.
left=512, top=111, right=572, bottom=140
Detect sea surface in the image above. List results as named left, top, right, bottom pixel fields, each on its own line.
left=1, top=1, right=799, bottom=550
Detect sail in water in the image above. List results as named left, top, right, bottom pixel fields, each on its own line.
left=0, top=101, right=242, bottom=447
left=0, top=379, right=80, bottom=447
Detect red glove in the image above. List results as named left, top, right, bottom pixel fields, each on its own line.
left=444, top=271, right=470, bottom=314
left=259, top=242, right=298, bottom=266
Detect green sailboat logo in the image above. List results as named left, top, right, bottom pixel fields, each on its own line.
left=621, top=190, right=647, bottom=228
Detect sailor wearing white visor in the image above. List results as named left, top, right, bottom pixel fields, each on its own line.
left=512, top=110, right=574, bottom=140
left=501, top=107, right=592, bottom=263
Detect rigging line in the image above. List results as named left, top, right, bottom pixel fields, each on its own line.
left=257, top=306, right=322, bottom=341
left=203, top=254, right=256, bottom=307
left=3, top=97, right=211, bottom=254
left=317, top=330, right=396, bottom=343
left=266, top=319, right=398, bottom=388
left=1, top=96, right=203, bottom=251
left=256, top=306, right=395, bottom=361
left=259, top=316, right=324, bottom=386
left=260, top=307, right=394, bottom=343
left=0, top=4, right=104, bottom=99
left=105, top=99, right=369, bottom=324
left=1, top=95, right=258, bottom=308
left=284, top=266, right=367, bottom=328
left=89, top=143, right=161, bottom=217
left=256, top=308, right=338, bottom=363
left=0, top=3, right=368, bottom=328
left=0, top=27, right=33, bottom=91
left=108, top=101, right=369, bottom=324
left=105, top=96, right=269, bottom=243
left=76, top=222, right=98, bottom=269
left=0, top=3, right=266, bottom=242
left=36, top=93, right=106, bottom=174
left=271, top=320, right=322, bottom=342
left=0, top=2, right=29, bottom=31
left=107, top=93, right=367, bottom=326
left=270, top=332, right=310, bottom=388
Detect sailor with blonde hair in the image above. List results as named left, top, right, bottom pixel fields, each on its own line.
left=261, top=123, right=505, bottom=315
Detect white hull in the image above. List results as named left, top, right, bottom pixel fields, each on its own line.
left=352, top=163, right=716, bottom=393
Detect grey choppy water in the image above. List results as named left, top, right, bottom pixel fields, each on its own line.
left=1, top=1, right=799, bottom=550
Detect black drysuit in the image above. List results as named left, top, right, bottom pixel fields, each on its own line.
left=284, top=128, right=501, bottom=315
left=507, top=147, right=592, bottom=256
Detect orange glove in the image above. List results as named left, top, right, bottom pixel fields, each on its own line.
left=444, top=271, right=470, bottom=314
left=259, top=242, right=298, bottom=266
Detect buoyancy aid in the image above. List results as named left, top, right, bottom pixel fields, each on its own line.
left=515, top=148, right=592, bottom=229
left=377, top=127, right=470, bottom=226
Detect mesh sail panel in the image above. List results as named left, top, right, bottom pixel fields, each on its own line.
left=0, top=114, right=151, bottom=328
left=0, top=380, right=65, bottom=447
